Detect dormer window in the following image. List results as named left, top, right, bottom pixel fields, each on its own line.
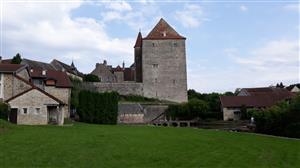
left=161, top=31, right=167, bottom=37
left=42, top=70, right=46, bottom=75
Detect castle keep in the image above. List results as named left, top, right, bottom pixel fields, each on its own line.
left=90, top=18, right=188, bottom=103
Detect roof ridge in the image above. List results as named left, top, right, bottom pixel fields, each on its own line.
left=14, top=75, right=65, bottom=104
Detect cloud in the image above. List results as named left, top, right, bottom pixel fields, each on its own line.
left=284, top=4, right=299, bottom=11
left=220, top=40, right=299, bottom=90
left=100, top=1, right=162, bottom=32
left=175, top=4, right=207, bottom=28
left=240, top=5, right=248, bottom=12
left=104, top=1, right=132, bottom=11
left=2, top=1, right=135, bottom=73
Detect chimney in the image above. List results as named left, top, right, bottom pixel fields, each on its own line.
left=103, top=60, right=107, bottom=66
left=122, top=61, right=125, bottom=69
left=42, top=70, right=47, bottom=76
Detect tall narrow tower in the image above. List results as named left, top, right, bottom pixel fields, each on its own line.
left=141, top=18, right=188, bottom=102
left=134, top=32, right=143, bottom=82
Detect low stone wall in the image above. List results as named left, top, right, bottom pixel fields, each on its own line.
left=82, top=82, right=143, bottom=96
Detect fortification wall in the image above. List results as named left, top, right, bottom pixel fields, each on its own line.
left=82, top=82, right=143, bottom=96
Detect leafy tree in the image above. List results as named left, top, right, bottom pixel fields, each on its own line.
left=11, top=53, right=22, bottom=64
left=83, top=74, right=100, bottom=82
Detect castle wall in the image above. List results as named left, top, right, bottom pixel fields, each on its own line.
left=82, top=82, right=143, bottom=96
left=142, top=39, right=188, bottom=103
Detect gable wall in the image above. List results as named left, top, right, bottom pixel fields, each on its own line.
left=8, top=89, right=59, bottom=125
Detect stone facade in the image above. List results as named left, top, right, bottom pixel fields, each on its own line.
left=82, top=82, right=143, bottom=96
left=223, top=107, right=241, bottom=121
left=8, top=89, right=64, bottom=125
left=44, top=86, right=71, bottom=118
left=142, top=39, right=187, bottom=102
left=91, top=62, right=116, bottom=82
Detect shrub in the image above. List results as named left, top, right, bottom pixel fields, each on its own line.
left=166, top=99, right=209, bottom=120
left=83, top=74, right=100, bottom=82
left=77, top=90, right=118, bottom=124
left=0, top=103, right=9, bottom=121
left=252, top=95, right=300, bottom=138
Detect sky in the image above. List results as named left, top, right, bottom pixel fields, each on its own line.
left=0, top=0, right=299, bottom=93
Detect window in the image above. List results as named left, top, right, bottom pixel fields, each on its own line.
left=173, top=79, right=176, bottom=85
left=23, top=108, right=27, bottom=114
left=152, top=43, right=155, bottom=47
left=173, top=43, right=177, bottom=47
left=36, top=108, right=40, bottom=114
left=152, top=64, right=158, bottom=68
left=155, top=78, right=158, bottom=83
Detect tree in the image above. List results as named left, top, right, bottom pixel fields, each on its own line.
left=83, top=74, right=100, bottom=82
left=11, top=53, right=22, bottom=64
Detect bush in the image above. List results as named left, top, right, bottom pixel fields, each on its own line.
left=252, top=95, right=300, bottom=138
left=77, top=90, right=118, bottom=124
left=0, top=103, right=9, bottom=121
left=83, top=74, right=100, bottom=82
left=166, top=99, right=209, bottom=120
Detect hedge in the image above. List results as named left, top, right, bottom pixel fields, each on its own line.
left=77, top=90, right=118, bottom=124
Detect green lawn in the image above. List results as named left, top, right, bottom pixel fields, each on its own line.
left=0, top=120, right=299, bottom=168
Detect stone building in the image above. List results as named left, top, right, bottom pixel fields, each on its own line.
left=220, top=87, right=295, bottom=121
left=90, top=18, right=188, bottom=103
left=0, top=63, right=72, bottom=125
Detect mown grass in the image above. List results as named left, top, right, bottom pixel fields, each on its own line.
left=0, top=120, right=299, bottom=168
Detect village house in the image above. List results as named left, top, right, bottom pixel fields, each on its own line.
left=0, top=63, right=72, bottom=125
left=220, top=87, right=295, bottom=121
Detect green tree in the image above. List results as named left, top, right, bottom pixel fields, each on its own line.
left=83, top=74, right=100, bottom=82
left=11, top=53, right=22, bottom=64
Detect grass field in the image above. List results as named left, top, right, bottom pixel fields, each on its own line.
left=0, top=120, right=299, bottom=168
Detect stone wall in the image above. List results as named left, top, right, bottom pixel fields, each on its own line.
left=82, top=82, right=143, bottom=96
left=44, top=86, right=71, bottom=118
left=8, top=89, right=62, bottom=125
left=223, top=107, right=241, bottom=121
left=13, top=76, right=32, bottom=97
left=2, top=74, right=13, bottom=100
left=142, top=39, right=188, bottom=103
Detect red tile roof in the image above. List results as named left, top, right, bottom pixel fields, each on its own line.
left=29, top=68, right=72, bottom=88
left=144, top=18, right=186, bottom=40
left=7, top=75, right=65, bottom=105
left=134, top=32, right=143, bottom=48
left=220, top=88, right=295, bottom=108
left=0, top=64, right=27, bottom=73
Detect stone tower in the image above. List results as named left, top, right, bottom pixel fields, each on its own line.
left=141, top=18, right=188, bottom=103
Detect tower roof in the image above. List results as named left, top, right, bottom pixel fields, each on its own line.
left=144, top=18, right=186, bottom=40
left=134, top=31, right=143, bottom=48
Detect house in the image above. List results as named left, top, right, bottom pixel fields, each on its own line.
left=0, top=63, right=70, bottom=125
left=220, top=87, right=295, bottom=121
left=286, top=84, right=300, bottom=93
left=50, top=59, right=84, bottom=81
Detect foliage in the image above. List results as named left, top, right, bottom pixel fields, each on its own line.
left=187, top=89, right=228, bottom=119
left=252, top=95, right=300, bottom=138
left=240, top=105, right=248, bottom=120
left=77, top=90, right=118, bottom=124
left=166, top=99, right=209, bottom=120
left=70, top=77, right=82, bottom=110
left=11, top=53, right=22, bottom=64
left=83, top=74, right=100, bottom=82
left=0, top=103, right=10, bottom=121
left=0, top=123, right=299, bottom=167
